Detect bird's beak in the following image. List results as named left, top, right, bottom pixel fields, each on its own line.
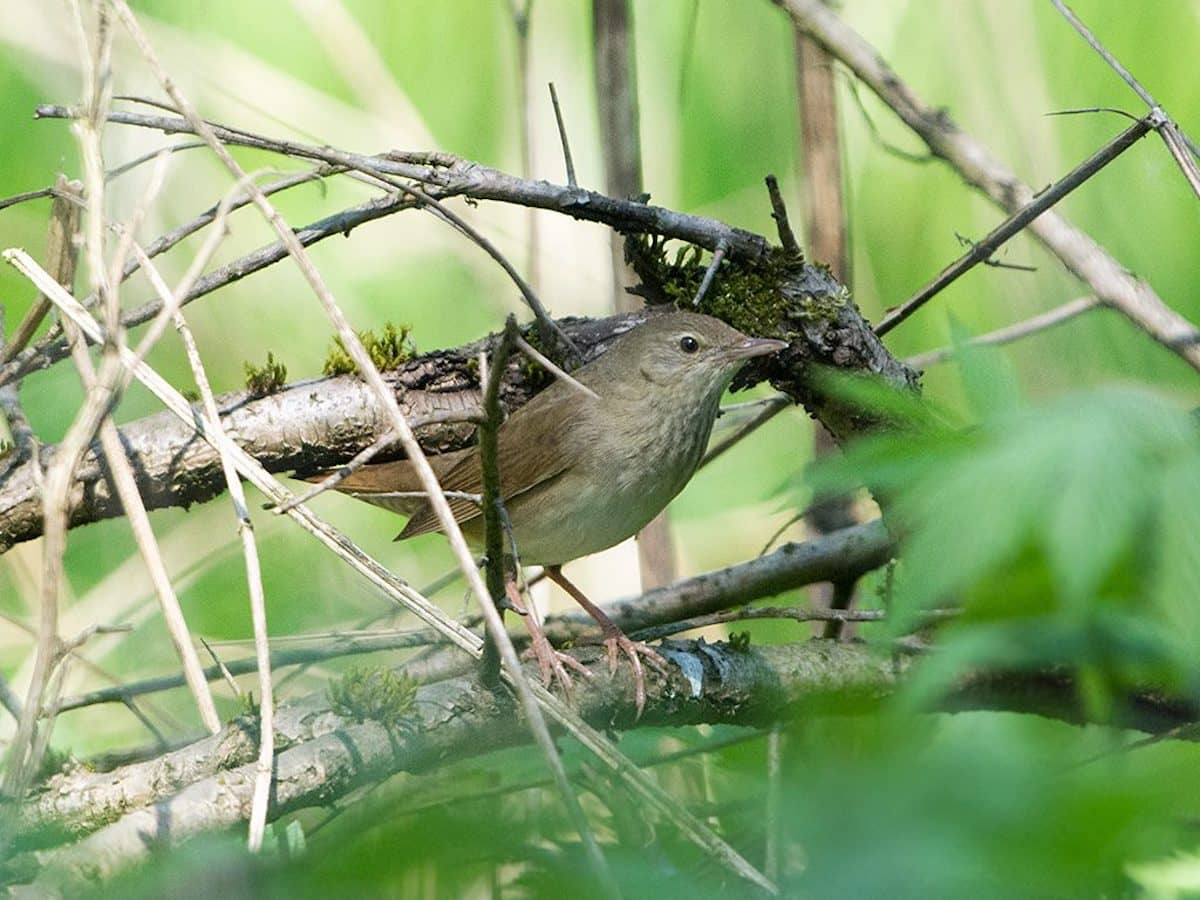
left=725, top=336, right=789, bottom=360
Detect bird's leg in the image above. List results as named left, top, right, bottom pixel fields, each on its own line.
left=546, top=565, right=668, bottom=717
left=506, top=573, right=591, bottom=695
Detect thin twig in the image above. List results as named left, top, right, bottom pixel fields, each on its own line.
left=905, top=296, right=1101, bottom=369
left=201, top=638, right=243, bottom=698
left=30, top=104, right=767, bottom=256
left=1049, top=0, right=1154, bottom=107
left=691, top=239, right=729, bottom=307
left=1043, top=26, right=1200, bottom=192
left=700, top=395, right=789, bottom=468
left=55, top=629, right=450, bottom=714
left=146, top=260, right=274, bottom=845
left=764, top=174, right=801, bottom=257
left=2, top=177, right=83, bottom=364
left=630, top=604, right=890, bottom=643
left=0, top=672, right=23, bottom=722
left=780, top=0, right=1200, bottom=369
left=548, top=82, right=577, bottom=187
left=874, top=115, right=1153, bottom=336
left=514, top=334, right=599, bottom=400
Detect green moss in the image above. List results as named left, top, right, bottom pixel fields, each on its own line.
left=627, top=237, right=849, bottom=337
left=328, top=665, right=418, bottom=726
left=181, top=388, right=201, bottom=403
left=322, top=322, right=415, bottom=376
left=239, top=691, right=261, bottom=718
left=728, top=631, right=752, bottom=652
left=243, top=351, right=287, bottom=396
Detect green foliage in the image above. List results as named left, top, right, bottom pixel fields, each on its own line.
left=321, top=323, right=415, bottom=376
left=242, top=352, right=287, bottom=396
left=728, top=630, right=752, bottom=651
left=813, top=346, right=1200, bottom=714
left=327, top=665, right=418, bottom=726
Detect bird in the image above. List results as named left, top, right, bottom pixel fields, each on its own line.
left=308, top=309, right=788, bottom=712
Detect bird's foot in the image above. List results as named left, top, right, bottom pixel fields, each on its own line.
left=508, top=577, right=591, bottom=697
left=501, top=579, right=528, bottom=615
left=600, top=627, right=669, bottom=719
left=523, top=629, right=593, bottom=698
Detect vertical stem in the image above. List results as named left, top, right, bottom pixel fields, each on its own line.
left=510, top=1, right=540, bottom=294
left=478, top=317, right=518, bottom=685
left=765, top=725, right=783, bottom=882
left=794, top=15, right=858, bottom=638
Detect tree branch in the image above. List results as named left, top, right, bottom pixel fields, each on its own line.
left=777, top=0, right=1200, bottom=371
left=16, top=635, right=1197, bottom=894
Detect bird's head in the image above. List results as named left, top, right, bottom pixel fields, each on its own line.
left=626, top=310, right=788, bottom=402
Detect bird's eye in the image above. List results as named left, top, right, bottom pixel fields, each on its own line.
left=679, top=335, right=699, bottom=354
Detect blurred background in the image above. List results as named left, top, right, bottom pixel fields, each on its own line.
left=2, top=1, right=1200, bottom=896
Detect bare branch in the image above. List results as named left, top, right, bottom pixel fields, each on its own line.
left=874, top=116, right=1153, bottom=336
left=905, top=296, right=1101, bottom=369
left=23, top=635, right=1200, bottom=894
left=778, top=0, right=1200, bottom=371
left=547, top=82, right=577, bottom=187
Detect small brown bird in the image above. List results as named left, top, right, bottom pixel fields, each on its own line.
left=314, top=310, right=787, bottom=709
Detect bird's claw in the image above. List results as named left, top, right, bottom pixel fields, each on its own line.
left=602, top=629, right=668, bottom=718
left=523, top=629, right=592, bottom=699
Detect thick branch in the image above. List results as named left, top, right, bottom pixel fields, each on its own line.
left=49, top=519, right=894, bottom=714
left=18, top=637, right=1197, bottom=894
left=0, top=286, right=912, bottom=548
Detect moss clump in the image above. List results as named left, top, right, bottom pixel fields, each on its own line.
left=239, top=691, right=261, bottom=718
left=181, top=388, right=201, bottom=403
left=728, top=631, right=752, bottom=652
left=513, top=324, right=553, bottom=390
left=244, top=351, right=287, bottom=396
left=626, top=237, right=849, bottom=336
left=322, top=322, right=415, bottom=376
left=328, top=665, right=418, bottom=726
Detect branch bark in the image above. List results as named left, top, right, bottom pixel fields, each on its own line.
left=15, top=636, right=1196, bottom=895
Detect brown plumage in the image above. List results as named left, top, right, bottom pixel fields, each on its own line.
left=307, top=309, right=787, bottom=711
left=311, top=310, right=787, bottom=566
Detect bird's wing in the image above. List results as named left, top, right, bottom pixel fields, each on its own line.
left=397, top=385, right=582, bottom=540
left=300, top=448, right=471, bottom=517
